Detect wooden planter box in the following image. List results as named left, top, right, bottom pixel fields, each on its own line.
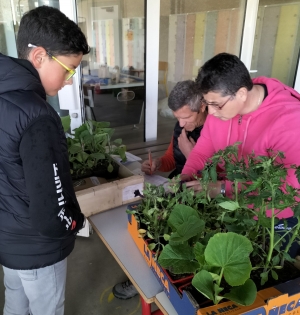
left=127, top=204, right=300, bottom=315
left=75, top=164, right=144, bottom=217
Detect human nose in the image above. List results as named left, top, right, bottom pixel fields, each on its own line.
left=208, top=106, right=216, bottom=115
left=179, top=119, right=186, bottom=128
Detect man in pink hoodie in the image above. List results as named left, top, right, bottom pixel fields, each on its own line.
left=182, top=53, right=300, bottom=258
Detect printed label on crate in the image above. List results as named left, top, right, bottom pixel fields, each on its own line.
left=242, top=292, right=300, bottom=315
left=122, top=183, right=143, bottom=201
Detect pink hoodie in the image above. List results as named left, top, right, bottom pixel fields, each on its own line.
left=182, top=77, right=300, bottom=218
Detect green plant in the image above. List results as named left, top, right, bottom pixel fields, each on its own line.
left=61, top=117, right=126, bottom=177
left=157, top=204, right=257, bottom=306
left=135, top=143, right=300, bottom=306
left=126, top=179, right=210, bottom=255
left=204, top=144, right=300, bottom=284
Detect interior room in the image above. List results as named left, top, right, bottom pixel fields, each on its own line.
left=1, top=0, right=300, bottom=314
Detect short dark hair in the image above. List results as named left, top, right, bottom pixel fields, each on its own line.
left=196, top=53, right=253, bottom=96
left=17, top=6, right=90, bottom=59
left=168, top=80, right=201, bottom=112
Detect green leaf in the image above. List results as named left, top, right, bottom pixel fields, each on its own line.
left=107, top=163, right=114, bottom=173
left=192, top=270, right=215, bottom=301
left=194, top=242, right=206, bottom=266
left=205, top=232, right=253, bottom=286
left=113, top=138, right=122, bottom=145
left=294, top=204, right=300, bottom=217
left=271, top=270, right=278, bottom=280
left=218, top=201, right=240, bottom=211
left=90, top=153, right=105, bottom=160
left=224, top=279, right=257, bottom=306
left=168, top=204, right=205, bottom=243
left=69, top=144, right=83, bottom=154
left=60, top=115, right=71, bottom=132
left=158, top=244, right=200, bottom=274
left=148, top=243, right=156, bottom=251
left=209, top=166, right=218, bottom=182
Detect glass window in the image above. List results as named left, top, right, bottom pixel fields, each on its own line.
left=77, top=0, right=145, bottom=145
left=0, top=0, right=68, bottom=117
left=251, top=0, right=300, bottom=86
left=158, top=0, right=247, bottom=139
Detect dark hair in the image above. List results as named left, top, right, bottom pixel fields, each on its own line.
left=196, top=53, right=253, bottom=96
left=17, top=6, right=90, bottom=59
left=168, top=80, right=201, bottom=112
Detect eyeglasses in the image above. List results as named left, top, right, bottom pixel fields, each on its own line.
left=28, top=43, right=76, bottom=81
left=201, top=95, right=234, bottom=110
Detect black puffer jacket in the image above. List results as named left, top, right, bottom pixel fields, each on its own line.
left=0, top=53, right=84, bottom=269
left=172, top=122, right=203, bottom=176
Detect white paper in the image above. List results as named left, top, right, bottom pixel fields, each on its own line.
left=122, top=183, right=144, bottom=201
left=144, top=174, right=169, bottom=186
left=90, top=176, right=100, bottom=186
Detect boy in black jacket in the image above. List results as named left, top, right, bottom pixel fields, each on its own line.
left=0, top=6, right=89, bottom=315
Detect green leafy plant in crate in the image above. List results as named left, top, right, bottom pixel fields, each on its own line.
left=136, top=143, right=300, bottom=307
left=61, top=116, right=126, bottom=179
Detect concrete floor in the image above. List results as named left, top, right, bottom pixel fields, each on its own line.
left=0, top=231, right=147, bottom=314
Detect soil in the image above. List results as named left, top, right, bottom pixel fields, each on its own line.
left=251, top=261, right=300, bottom=291
left=92, top=161, right=120, bottom=179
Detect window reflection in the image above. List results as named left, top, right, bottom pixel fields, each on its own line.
left=251, top=0, right=300, bottom=86
left=77, top=0, right=145, bottom=144
left=157, top=0, right=246, bottom=139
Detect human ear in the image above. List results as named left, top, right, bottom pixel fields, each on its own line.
left=200, top=103, right=206, bottom=113
left=28, top=47, right=48, bottom=69
left=236, top=87, right=248, bottom=102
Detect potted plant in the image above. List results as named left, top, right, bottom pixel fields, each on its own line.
left=61, top=116, right=126, bottom=180
left=130, top=143, right=300, bottom=308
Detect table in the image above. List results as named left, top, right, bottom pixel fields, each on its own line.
left=88, top=205, right=178, bottom=315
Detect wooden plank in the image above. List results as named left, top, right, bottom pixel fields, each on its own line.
left=174, top=14, right=186, bottom=82
left=128, top=143, right=169, bottom=155
left=227, top=8, right=243, bottom=56
left=214, top=10, right=231, bottom=55
left=257, top=6, right=280, bottom=78
left=126, top=136, right=171, bottom=151
left=184, top=14, right=196, bottom=79
left=271, top=4, right=300, bottom=84
left=168, top=15, right=177, bottom=82
left=193, top=12, right=206, bottom=76
left=203, top=11, right=217, bottom=64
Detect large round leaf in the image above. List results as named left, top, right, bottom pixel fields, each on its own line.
left=205, top=232, right=253, bottom=286
left=158, top=244, right=199, bottom=274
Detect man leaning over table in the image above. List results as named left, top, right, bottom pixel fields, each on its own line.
left=112, top=79, right=208, bottom=299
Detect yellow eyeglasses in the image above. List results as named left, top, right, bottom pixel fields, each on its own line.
left=28, top=43, right=76, bottom=81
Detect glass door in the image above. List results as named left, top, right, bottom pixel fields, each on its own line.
left=250, top=0, right=300, bottom=87
left=157, top=0, right=247, bottom=139
left=77, top=0, right=145, bottom=145
left=1, top=0, right=69, bottom=117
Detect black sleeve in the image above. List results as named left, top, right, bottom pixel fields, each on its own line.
left=19, top=116, right=84, bottom=238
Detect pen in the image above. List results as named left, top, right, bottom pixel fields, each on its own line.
left=148, top=150, right=152, bottom=175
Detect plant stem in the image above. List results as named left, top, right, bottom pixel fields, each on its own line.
left=281, top=218, right=300, bottom=266
left=265, top=187, right=275, bottom=271
left=218, top=268, right=224, bottom=287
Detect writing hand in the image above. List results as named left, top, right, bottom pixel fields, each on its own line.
left=141, top=158, right=162, bottom=175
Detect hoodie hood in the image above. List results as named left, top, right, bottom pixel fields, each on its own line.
left=250, top=76, right=300, bottom=117
left=226, top=76, right=300, bottom=152
left=0, top=53, right=46, bottom=99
